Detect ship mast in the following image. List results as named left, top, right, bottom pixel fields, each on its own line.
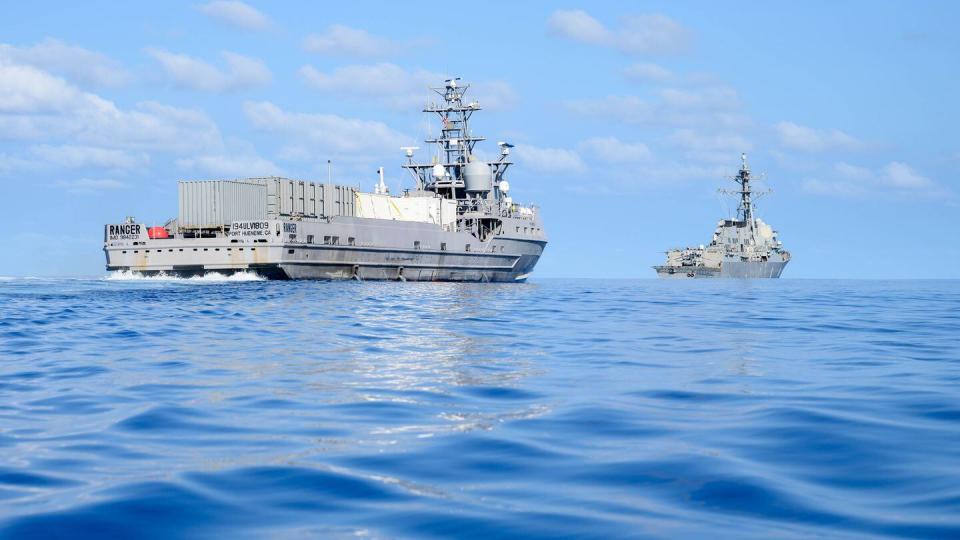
left=720, top=153, right=768, bottom=241
left=737, top=153, right=754, bottom=225
left=401, top=78, right=511, bottom=202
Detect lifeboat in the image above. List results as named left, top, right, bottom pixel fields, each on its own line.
left=147, top=226, right=170, bottom=239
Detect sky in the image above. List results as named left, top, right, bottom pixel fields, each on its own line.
left=1, top=0, right=957, bottom=278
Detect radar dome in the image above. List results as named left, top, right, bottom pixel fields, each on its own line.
left=432, top=163, right=446, bottom=180
left=463, top=159, right=492, bottom=193
left=499, top=180, right=510, bottom=193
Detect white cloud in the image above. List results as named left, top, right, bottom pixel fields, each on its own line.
left=243, top=101, right=411, bottom=155
left=623, top=62, right=674, bottom=83
left=0, top=58, right=83, bottom=113
left=303, top=25, right=418, bottom=58
left=775, top=121, right=862, bottom=152
left=668, top=129, right=750, bottom=152
left=548, top=10, right=692, bottom=55
left=176, top=138, right=281, bottom=178
left=475, top=80, right=519, bottom=110
left=566, top=86, right=746, bottom=129
left=300, top=63, right=516, bottom=110
left=197, top=1, right=272, bottom=31
left=31, top=145, right=149, bottom=170
left=177, top=154, right=281, bottom=178
left=55, top=178, right=126, bottom=192
left=0, top=152, right=34, bottom=175
left=580, top=137, right=652, bottom=162
left=0, top=59, right=223, bottom=153
left=300, top=63, right=435, bottom=108
left=0, top=39, right=130, bottom=88
left=513, top=144, right=585, bottom=174
left=658, top=86, right=738, bottom=109
left=834, top=161, right=872, bottom=181
left=803, top=161, right=939, bottom=197
left=882, top=161, right=933, bottom=188
left=547, top=10, right=611, bottom=45
left=617, top=15, right=693, bottom=55
left=147, top=49, right=271, bottom=92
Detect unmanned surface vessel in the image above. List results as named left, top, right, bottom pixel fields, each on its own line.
left=654, top=154, right=790, bottom=278
left=104, top=79, right=546, bottom=281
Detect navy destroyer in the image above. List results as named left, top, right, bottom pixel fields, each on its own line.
left=104, top=79, right=546, bottom=281
left=654, top=154, right=790, bottom=278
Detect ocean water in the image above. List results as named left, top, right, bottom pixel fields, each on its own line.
left=0, top=277, right=958, bottom=539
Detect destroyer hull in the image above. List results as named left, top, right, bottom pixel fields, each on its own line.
left=654, top=260, right=787, bottom=279
left=105, top=217, right=545, bottom=282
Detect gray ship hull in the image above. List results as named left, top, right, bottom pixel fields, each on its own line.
left=105, top=217, right=545, bottom=282
left=654, top=260, right=787, bottom=279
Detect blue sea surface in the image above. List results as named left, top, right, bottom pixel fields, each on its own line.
left=0, top=276, right=958, bottom=539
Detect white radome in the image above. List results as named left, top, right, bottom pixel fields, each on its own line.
left=499, top=180, right=510, bottom=193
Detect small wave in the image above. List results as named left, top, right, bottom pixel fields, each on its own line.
left=104, top=270, right=265, bottom=282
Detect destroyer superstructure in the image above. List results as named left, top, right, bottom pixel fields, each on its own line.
left=104, top=79, right=546, bottom=281
left=654, top=154, right=790, bottom=278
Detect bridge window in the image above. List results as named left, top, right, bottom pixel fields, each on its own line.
left=288, top=249, right=295, bottom=254
left=323, top=235, right=331, bottom=244
left=307, top=235, right=314, bottom=244
left=348, top=237, right=355, bottom=246
left=465, top=244, right=471, bottom=252
left=441, top=243, right=447, bottom=251
left=414, top=241, right=421, bottom=249
left=331, top=236, right=339, bottom=245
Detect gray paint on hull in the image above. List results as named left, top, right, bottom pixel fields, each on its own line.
left=654, top=260, right=787, bottom=279
left=105, top=217, right=545, bottom=282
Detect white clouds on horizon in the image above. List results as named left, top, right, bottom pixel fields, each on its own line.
left=0, top=58, right=223, bottom=155
left=176, top=139, right=282, bottom=178
left=565, top=85, right=746, bottom=129
left=513, top=144, right=586, bottom=174
left=548, top=10, right=693, bottom=55
left=243, top=100, right=412, bottom=155
left=147, top=49, right=271, bottom=93
left=776, top=121, right=862, bottom=152
left=303, top=25, right=426, bottom=58
left=579, top=137, right=653, bottom=163
left=0, top=39, right=130, bottom=88
left=32, top=144, right=150, bottom=171
left=623, top=62, right=675, bottom=84
left=300, top=63, right=437, bottom=109
left=802, top=161, right=940, bottom=198
left=197, top=1, right=272, bottom=31
left=55, top=178, right=127, bottom=192
left=300, top=63, right=517, bottom=110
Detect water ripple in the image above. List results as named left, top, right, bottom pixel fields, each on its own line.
left=0, top=278, right=958, bottom=538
